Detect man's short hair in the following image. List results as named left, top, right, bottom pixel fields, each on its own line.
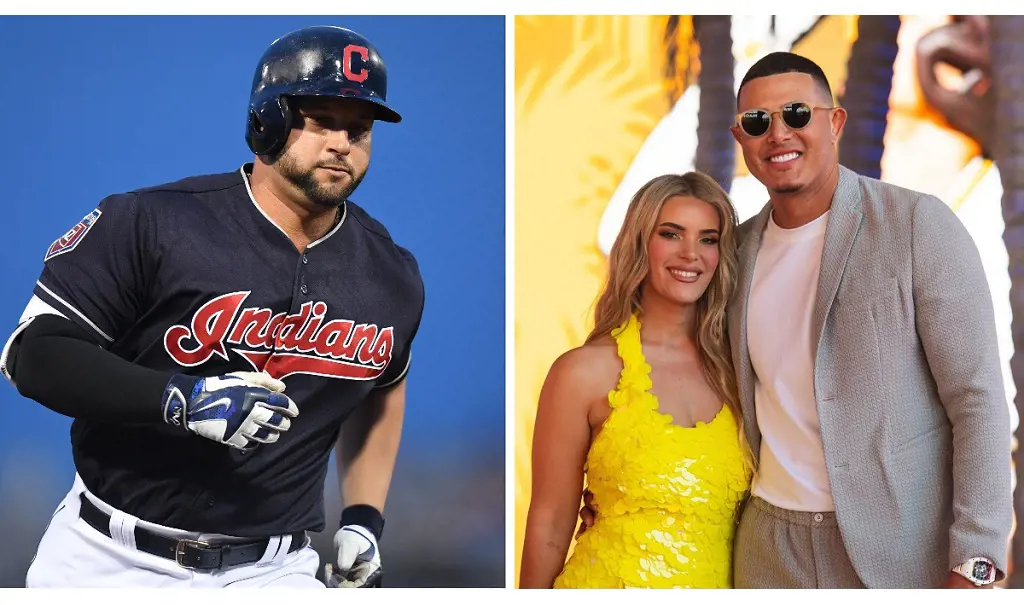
left=738, top=52, right=834, bottom=105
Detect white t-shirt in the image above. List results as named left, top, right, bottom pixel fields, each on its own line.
left=747, top=209, right=835, bottom=512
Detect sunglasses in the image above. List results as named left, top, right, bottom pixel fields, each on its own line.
left=736, top=102, right=834, bottom=137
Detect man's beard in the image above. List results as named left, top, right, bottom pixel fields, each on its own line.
left=276, top=153, right=367, bottom=208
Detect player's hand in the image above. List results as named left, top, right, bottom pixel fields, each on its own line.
left=324, top=525, right=382, bottom=588
left=161, top=371, right=299, bottom=450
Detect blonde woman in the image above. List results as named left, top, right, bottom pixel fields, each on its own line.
left=520, top=172, right=754, bottom=589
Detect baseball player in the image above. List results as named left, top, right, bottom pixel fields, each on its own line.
left=1, top=25, right=424, bottom=588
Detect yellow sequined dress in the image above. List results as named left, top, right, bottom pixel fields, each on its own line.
left=554, top=314, right=752, bottom=589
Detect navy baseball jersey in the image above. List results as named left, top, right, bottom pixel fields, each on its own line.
left=6, top=164, right=424, bottom=537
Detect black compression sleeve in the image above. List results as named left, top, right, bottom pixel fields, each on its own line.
left=10, top=314, right=176, bottom=423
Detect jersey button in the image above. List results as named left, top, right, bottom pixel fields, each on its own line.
left=302, top=254, right=308, bottom=265
left=300, top=284, right=308, bottom=295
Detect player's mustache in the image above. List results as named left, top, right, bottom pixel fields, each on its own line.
left=317, top=160, right=353, bottom=173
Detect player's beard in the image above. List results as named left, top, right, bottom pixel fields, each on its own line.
left=276, top=153, right=367, bottom=209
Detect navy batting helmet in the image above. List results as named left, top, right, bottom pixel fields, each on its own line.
left=245, top=25, right=402, bottom=156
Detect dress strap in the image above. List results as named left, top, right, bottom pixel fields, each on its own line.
left=608, top=314, right=653, bottom=409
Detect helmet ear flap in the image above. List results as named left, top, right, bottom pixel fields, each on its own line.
left=278, top=95, right=294, bottom=141
left=245, top=95, right=291, bottom=157
left=245, top=106, right=267, bottom=154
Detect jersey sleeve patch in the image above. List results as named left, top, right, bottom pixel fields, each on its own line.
left=44, top=208, right=102, bottom=262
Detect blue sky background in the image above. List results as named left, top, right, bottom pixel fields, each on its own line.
left=0, top=16, right=505, bottom=586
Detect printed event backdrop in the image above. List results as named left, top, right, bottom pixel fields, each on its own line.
left=514, top=14, right=1022, bottom=584
left=0, top=16, right=505, bottom=587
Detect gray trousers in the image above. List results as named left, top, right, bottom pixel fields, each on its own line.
left=734, top=496, right=865, bottom=588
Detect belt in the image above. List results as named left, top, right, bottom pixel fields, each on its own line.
left=78, top=493, right=306, bottom=571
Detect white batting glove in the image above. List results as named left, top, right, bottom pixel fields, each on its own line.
left=324, top=524, right=382, bottom=588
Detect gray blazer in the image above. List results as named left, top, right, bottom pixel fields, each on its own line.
left=729, top=165, right=1013, bottom=588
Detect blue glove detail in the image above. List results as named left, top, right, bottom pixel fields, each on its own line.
left=162, top=371, right=299, bottom=450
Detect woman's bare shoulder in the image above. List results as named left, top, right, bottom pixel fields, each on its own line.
left=544, top=335, right=621, bottom=397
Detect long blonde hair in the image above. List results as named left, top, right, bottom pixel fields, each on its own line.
left=587, top=172, right=755, bottom=470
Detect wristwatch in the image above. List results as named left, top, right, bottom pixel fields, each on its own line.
left=952, top=557, right=997, bottom=586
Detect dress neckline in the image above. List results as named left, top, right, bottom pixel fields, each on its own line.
left=611, top=313, right=728, bottom=432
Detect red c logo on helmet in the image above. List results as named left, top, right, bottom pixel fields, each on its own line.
left=343, top=45, right=369, bottom=83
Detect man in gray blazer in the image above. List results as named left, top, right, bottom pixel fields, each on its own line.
left=726, top=51, right=1013, bottom=588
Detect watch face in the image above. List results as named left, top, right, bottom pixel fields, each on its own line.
left=972, top=560, right=993, bottom=581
